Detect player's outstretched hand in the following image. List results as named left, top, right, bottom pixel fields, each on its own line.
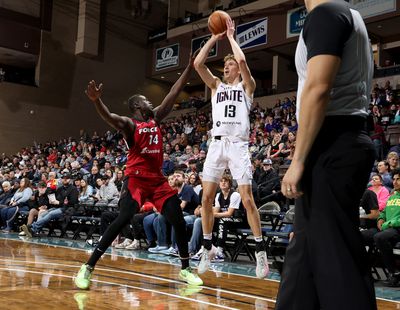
left=85, top=80, right=103, bottom=102
left=226, top=18, right=235, bottom=39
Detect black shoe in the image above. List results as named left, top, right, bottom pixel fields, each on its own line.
left=383, top=273, right=400, bottom=287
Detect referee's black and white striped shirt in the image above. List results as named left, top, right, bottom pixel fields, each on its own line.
left=295, top=1, right=373, bottom=121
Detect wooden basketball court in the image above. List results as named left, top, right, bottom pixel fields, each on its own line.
left=0, top=237, right=398, bottom=309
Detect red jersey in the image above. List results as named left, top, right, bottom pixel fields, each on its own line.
left=124, top=118, right=163, bottom=176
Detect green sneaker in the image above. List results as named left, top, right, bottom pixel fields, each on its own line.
left=179, top=267, right=203, bottom=286
left=75, top=264, right=94, bottom=290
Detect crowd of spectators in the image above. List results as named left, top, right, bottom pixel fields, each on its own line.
left=1, top=82, right=400, bottom=278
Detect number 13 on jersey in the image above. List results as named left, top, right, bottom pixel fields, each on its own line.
left=224, top=105, right=236, bottom=117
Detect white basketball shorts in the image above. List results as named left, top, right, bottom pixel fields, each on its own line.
left=202, top=137, right=252, bottom=185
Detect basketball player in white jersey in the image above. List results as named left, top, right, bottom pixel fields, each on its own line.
left=193, top=17, right=268, bottom=278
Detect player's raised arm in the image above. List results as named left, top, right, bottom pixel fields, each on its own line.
left=154, top=53, right=196, bottom=123
left=193, top=34, right=224, bottom=90
left=226, top=18, right=256, bottom=96
left=85, top=80, right=134, bottom=134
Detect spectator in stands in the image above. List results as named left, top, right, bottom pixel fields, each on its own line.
left=362, top=168, right=400, bottom=287
left=94, top=175, right=119, bottom=204
left=257, top=159, right=280, bottom=200
left=87, top=166, right=101, bottom=188
left=114, top=170, right=124, bottom=192
left=192, top=174, right=244, bottom=262
left=19, top=181, right=50, bottom=235
left=267, top=133, right=285, bottom=159
left=359, top=190, right=380, bottom=230
left=0, top=177, right=33, bottom=232
left=377, top=161, right=393, bottom=190
left=151, top=170, right=199, bottom=255
left=178, top=145, right=194, bottom=166
left=115, top=201, right=155, bottom=250
left=188, top=172, right=202, bottom=195
left=199, top=135, right=208, bottom=152
left=196, top=149, right=207, bottom=172
left=387, top=152, right=400, bottom=172
left=252, top=155, right=264, bottom=184
left=371, top=91, right=382, bottom=106
left=170, top=144, right=182, bottom=163
left=47, top=149, right=58, bottom=164
left=71, top=161, right=90, bottom=179
left=368, top=175, right=390, bottom=211
left=78, top=179, right=94, bottom=203
left=162, top=153, right=175, bottom=176
left=104, top=169, right=116, bottom=183
left=0, top=181, right=13, bottom=206
left=21, top=172, right=79, bottom=237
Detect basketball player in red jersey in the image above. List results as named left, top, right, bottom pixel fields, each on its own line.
left=75, top=53, right=203, bottom=289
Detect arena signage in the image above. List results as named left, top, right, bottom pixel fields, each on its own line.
left=286, top=6, right=307, bottom=38
left=236, top=18, right=268, bottom=50
left=191, top=34, right=217, bottom=58
left=155, top=43, right=179, bottom=71
left=346, top=0, right=396, bottom=18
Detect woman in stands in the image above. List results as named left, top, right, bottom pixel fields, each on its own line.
left=267, top=132, right=285, bottom=159
left=387, top=151, right=400, bottom=172
left=368, top=174, right=390, bottom=211
left=79, top=179, right=94, bottom=203
left=114, top=170, right=124, bottom=192
left=188, top=172, right=202, bottom=195
left=0, top=177, right=33, bottom=232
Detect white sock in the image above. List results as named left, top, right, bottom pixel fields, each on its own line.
left=254, top=236, right=263, bottom=242
left=203, top=233, right=212, bottom=240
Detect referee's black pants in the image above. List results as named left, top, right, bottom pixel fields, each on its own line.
left=276, top=116, right=377, bottom=310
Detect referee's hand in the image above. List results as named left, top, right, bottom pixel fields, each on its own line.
left=281, top=161, right=304, bottom=199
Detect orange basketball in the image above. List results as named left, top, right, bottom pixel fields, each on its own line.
left=208, top=10, right=230, bottom=35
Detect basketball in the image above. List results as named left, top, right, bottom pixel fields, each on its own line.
left=208, top=10, right=230, bottom=35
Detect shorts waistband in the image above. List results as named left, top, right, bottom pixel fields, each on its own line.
left=212, top=136, right=247, bottom=142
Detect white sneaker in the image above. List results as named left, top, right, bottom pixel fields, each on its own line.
left=19, top=231, right=26, bottom=236
left=255, top=251, right=269, bottom=279
left=212, top=248, right=225, bottom=263
left=191, top=246, right=204, bottom=261
left=115, top=238, right=132, bottom=249
left=198, top=245, right=217, bottom=274
left=125, top=239, right=140, bottom=250
left=148, top=245, right=168, bottom=253
left=160, top=246, right=179, bottom=256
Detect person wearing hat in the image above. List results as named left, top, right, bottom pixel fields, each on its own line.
left=257, top=159, right=280, bottom=200
left=21, top=172, right=78, bottom=237
left=19, top=181, right=50, bottom=236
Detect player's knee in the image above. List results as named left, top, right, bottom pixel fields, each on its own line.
left=241, top=197, right=255, bottom=210
left=201, top=195, right=214, bottom=207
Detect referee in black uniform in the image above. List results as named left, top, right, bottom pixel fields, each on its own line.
left=276, top=1, right=377, bottom=309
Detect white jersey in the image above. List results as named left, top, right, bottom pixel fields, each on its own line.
left=211, top=82, right=252, bottom=141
